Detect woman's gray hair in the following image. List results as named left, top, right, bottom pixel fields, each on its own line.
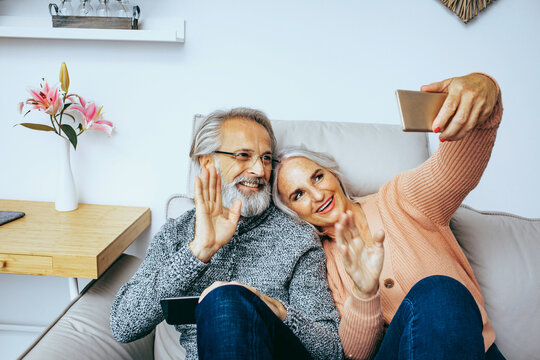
left=189, top=107, right=277, bottom=174
left=272, top=146, right=355, bottom=233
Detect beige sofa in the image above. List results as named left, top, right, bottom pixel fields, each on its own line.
left=20, top=118, right=540, bottom=360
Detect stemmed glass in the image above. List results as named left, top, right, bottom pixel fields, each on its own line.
left=77, top=0, right=94, bottom=16
left=96, top=0, right=109, bottom=17
left=108, top=0, right=126, bottom=17
left=121, top=0, right=133, bottom=17
left=59, top=0, right=74, bottom=15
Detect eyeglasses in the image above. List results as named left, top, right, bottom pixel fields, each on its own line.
left=213, top=150, right=280, bottom=168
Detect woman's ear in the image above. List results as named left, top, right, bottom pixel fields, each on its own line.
left=199, top=154, right=215, bottom=170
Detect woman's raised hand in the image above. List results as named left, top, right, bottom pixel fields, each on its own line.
left=189, top=165, right=242, bottom=263
left=422, top=73, right=499, bottom=141
left=335, top=211, right=385, bottom=300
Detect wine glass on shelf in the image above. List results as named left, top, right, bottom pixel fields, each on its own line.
left=59, top=0, right=74, bottom=15
left=121, top=0, right=133, bottom=17
left=108, top=0, right=125, bottom=17
left=77, top=0, right=94, bottom=16
left=96, top=0, right=109, bottom=17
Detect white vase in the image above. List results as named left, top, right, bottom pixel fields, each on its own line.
left=55, top=137, right=78, bottom=212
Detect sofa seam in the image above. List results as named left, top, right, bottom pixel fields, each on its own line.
left=460, top=204, right=540, bottom=222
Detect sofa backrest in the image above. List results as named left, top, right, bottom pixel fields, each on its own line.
left=184, top=115, right=430, bottom=197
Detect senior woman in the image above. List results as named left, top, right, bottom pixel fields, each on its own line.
left=272, top=73, right=506, bottom=360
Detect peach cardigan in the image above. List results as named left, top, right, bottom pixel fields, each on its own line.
left=323, top=86, right=503, bottom=359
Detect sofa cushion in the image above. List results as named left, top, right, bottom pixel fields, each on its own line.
left=21, top=255, right=154, bottom=360
left=155, top=321, right=185, bottom=360
left=451, top=205, right=540, bottom=360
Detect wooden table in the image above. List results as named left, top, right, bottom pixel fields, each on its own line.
left=0, top=199, right=151, bottom=299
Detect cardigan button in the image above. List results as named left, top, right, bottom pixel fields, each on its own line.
left=384, top=278, right=394, bottom=288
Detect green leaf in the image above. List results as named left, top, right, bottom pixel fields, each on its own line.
left=62, top=103, right=72, bottom=112
left=23, top=110, right=31, bottom=117
left=60, top=124, right=78, bottom=150
left=17, top=123, right=56, bottom=132
left=77, top=123, right=83, bottom=131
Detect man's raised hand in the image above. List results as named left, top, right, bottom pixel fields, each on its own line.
left=189, top=165, right=242, bottom=263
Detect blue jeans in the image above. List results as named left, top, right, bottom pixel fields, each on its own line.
left=195, top=285, right=311, bottom=360
left=374, top=275, right=506, bottom=360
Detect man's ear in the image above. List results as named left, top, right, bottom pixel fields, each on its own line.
left=199, top=154, right=215, bottom=170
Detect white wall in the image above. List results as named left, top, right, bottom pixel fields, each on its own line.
left=1, top=0, right=539, bottom=358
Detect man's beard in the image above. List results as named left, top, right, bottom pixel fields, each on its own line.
left=215, top=163, right=271, bottom=217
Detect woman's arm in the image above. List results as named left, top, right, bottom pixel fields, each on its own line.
left=323, top=217, right=385, bottom=360
left=399, top=73, right=502, bottom=225
left=338, top=293, right=384, bottom=360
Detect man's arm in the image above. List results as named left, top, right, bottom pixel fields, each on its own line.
left=111, top=165, right=241, bottom=343
left=110, top=214, right=208, bottom=343
left=283, top=243, right=344, bottom=359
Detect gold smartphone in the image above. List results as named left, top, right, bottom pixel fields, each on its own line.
left=395, top=90, right=447, bottom=132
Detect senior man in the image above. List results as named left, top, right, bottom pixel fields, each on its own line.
left=110, top=108, right=343, bottom=360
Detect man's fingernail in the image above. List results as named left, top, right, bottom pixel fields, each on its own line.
left=433, top=126, right=440, bottom=133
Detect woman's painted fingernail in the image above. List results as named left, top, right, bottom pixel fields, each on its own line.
left=433, top=126, right=440, bottom=133
left=440, top=138, right=446, bottom=142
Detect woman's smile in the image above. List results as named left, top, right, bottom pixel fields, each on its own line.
left=316, top=195, right=335, bottom=214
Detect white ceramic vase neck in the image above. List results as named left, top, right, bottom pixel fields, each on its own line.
left=55, top=137, right=78, bottom=212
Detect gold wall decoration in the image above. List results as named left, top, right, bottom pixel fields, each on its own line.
left=440, top=0, right=496, bottom=24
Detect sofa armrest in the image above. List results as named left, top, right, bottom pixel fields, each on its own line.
left=166, top=194, right=194, bottom=220
left=20, top=254, right=154, bottom=360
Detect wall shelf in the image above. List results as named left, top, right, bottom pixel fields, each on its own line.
left=0, top=16, right=185, bottom=43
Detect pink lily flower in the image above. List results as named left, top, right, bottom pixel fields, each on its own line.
left=70, top=96, right=114, bottom=135
left=25, top=81, right=64, bottom=115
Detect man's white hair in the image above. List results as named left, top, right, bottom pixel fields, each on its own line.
left=189, top=108, right=277, bottom=176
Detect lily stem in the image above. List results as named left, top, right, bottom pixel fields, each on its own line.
left=52, top=115, right=65, bottom=140
left=50, top=115, right=59, bottom=135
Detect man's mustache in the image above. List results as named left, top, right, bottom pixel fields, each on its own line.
left=231, top=176, right=268, bottom=187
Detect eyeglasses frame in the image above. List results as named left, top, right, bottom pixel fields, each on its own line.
left=213, top=150, right=280, bottom=168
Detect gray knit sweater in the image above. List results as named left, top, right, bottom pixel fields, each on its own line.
left=110, top=204, right=343, bottom=359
